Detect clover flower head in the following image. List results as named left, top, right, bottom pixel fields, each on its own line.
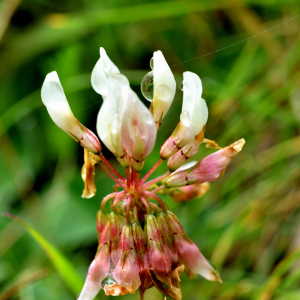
left=41, top=47, right=245, bottom=300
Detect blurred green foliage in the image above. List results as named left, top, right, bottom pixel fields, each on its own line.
left=0, top=0, right=300, bottom=299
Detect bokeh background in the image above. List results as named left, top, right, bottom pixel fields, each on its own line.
left=1, top=0, right=300, bottom=299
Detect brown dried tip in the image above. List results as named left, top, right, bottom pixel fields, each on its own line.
left=104, top=284, right=136, bottom=296
left=81, top=149, right=97, bottom=198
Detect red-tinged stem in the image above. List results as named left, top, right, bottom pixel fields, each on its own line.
left=142, top=171, right=170, bottom=191
left=126, top=195, right=133, bottom=223
left=112, top=191, right=126, bottom=210
left=150, top=185, right=165, bottom=194
left=125, top=168, right=130, bottom=188
left=99, top=152, right=126, bottom=182
left=113, top=184, right=120, bottom=192
left=148, top=202, right=162, bottom=213
left=139, top=158, right=163, bottom=186
left=140, top=197, right=150, bottom=214
left=135, top=173, right=140, bottom=190
left=100, top=162, right=127, bottom=189
left=100, top=192, right=118, bottom=211
left=112, top=196, right=127, bottom=211
left=143, top=191, right=167, bottom=212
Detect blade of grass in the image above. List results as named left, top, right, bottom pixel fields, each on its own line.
left=252, top=245, right=300, bottom=300
left=2, top=213, right=84, bottom=296
left=0, top=269, right=48, bottom=300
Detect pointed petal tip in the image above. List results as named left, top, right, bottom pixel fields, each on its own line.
left=100, top=47, right=106, bottom=56
left=231, top=138, right=246, bottom=154
left=45, top=70, right=59, bottom=81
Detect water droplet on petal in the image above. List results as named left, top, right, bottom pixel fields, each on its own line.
left=150, top=57, right=154, bottom=70
left=156, top=84, right=171, bottom=101
left=141, top=71, right=154, bottom=102
left=180, top=81, right=184, bottom=91
left=180, top=110, right=191, bottom=127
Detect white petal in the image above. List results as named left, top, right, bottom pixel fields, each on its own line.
left=152, top=51, right=176, bottom=123
left=97, top=77, right=129, bottom=155
left=174, top=160, right=198, bottom=173
left=175, top=111, right=195, bottom=147
left=182, top=72, right=207, bottom=135
left=121, top=89, right=156, bottom=158
left=77, top=260, right=102, bottom=300
left=41, top=71, right=101, bottom=153
left=41, top=71, right=73, bottom=113
left=91, top=47, right=120, bottom=96
left=41, top=71, right=80, bottom=136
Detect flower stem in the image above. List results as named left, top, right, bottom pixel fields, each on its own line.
left=150, top=185, right=165, bottom=194
left=112, top=191, right=126, bottom=210
left=139, top=158, right=163, bottom=186
left=143, top=191, right=167, bottom=212
left=100, top=162, right=127, bottom=189
left=142, top=171, right=170, bottom=191
left=140, top=197, right=150, bottom=214
left=98, top=152, right=126, bottom=182
left=100, top=192, right=118, bottom=211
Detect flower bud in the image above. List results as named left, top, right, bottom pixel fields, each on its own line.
left=156, top=213, right=178, bottom=263
left=167, top=140, right=199, bottom=172
left=166, top=212, right=221, bottom=282
left=96, top=209, right=109, bottom=239
left=164, top=139, right=245, bottom=188
left=132, top=221, right=149, bottom=271
left=151, top=51, right=176, bottom=129
left=110, top=225, right=141, bottom=295
left=169, top=182, right=210, bottom=202
left=146, top=214, right=172, bottom=273
left=91, top=47, right=120, bottom=96
left=41, top=71, right=101, bottom=153
left=109, top=212, right=126, bottom=265
left=160, top=111, right=195, bottom=159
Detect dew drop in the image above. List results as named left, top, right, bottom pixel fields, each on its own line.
left=141, top=71, right=154, bottom=102
left=156, top=84, right=171, bottom=101
left=101, top=276, right=117, bottom=287
left=180, top=110, right=191, bottom=127
left=150, top=57, right=154, bottom=70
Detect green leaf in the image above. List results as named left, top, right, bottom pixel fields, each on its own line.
left=2, top=213, right=83, bottom=296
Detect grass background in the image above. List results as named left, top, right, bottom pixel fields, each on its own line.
left=0, top=0, right=300, bottom=299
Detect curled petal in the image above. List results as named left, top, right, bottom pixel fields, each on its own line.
left=164, top=139, right=245, bottom=187
left=41, top=71, right=101, bottom=153
left=152, top=51, right=176, bottom=128
left=91, top=47, right=120, bottom=96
